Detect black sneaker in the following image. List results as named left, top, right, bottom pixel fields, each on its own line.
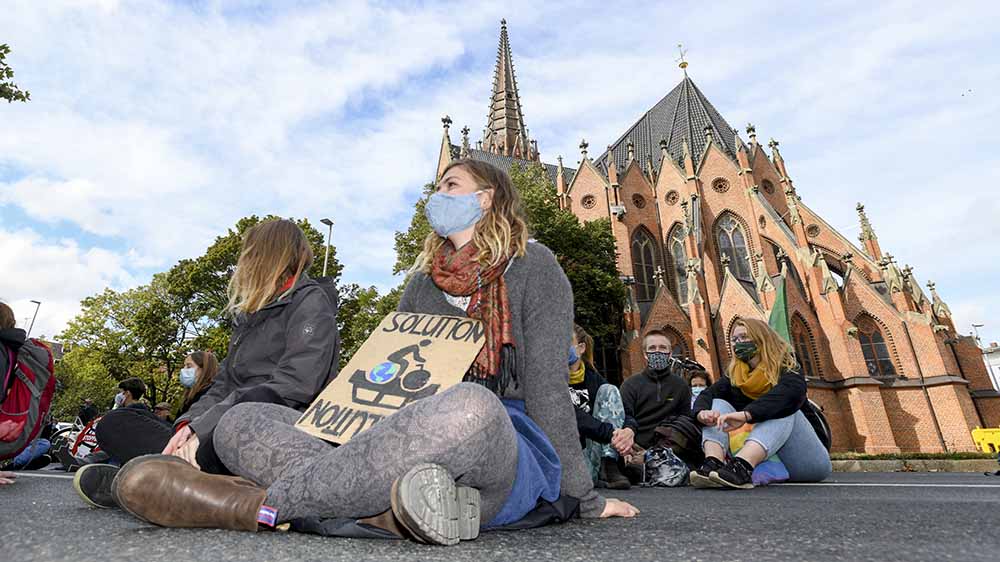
left=600, top=457, right=631, bottom=490
left=709, top=457, right=755, bottom=489
left=74, top=463, right=120, bottom=508
left=690, top=457, right=726, bottom=489
left=54, top=443, right=82, bottom=472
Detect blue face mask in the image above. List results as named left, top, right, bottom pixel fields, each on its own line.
left=425, top=191, right=484, bottom=237
left=179, top=367, right=197, bottom=388
left=568, top=344, right=580, bottom=366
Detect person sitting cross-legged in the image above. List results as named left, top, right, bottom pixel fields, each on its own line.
left=568, top=324, right=634, bottom=490
left=620, top=329, right=691, bottom=451
left=690, top=318, right=832, bottom=489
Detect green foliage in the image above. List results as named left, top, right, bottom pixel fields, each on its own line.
left=0, top=44, right=30, bottom=103
left=510, top=162, right=625, bottom=342
left=165, top=215, right=342, bottom=357
left=337, top=284, right=402, bottom=369
left=52, top=216, right=347, bottom=420
left=392, top=183, right=435, bottom=275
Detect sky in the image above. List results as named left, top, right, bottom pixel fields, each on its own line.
left=1, top=0, right=999, bottom=348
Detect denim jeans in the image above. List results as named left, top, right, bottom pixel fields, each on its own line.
left=12, top=438, right=51, bottom=468
left=584, top=384, right=625, bottom=482
left=701, top=399, right=832, bottom=482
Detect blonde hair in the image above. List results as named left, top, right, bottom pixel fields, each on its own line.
left=226, top=219, right=313, bottom=315
left=413, top=159, right=528, bottom=273
left=727, top=318, right=799, bottom=386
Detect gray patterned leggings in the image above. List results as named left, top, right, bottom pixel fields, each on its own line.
left=212, top=383, right=519, bottom=523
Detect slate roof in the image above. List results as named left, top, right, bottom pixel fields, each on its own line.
left=595, top=76, right=739, bottom=173
left=451, top=145, right=575, bottom=187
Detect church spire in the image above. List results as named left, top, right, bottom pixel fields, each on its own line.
left=856, top=202, right=883, bottom=260
left=483, top=20, right=536, bottom=160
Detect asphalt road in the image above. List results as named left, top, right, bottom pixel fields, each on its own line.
left=3, top=470, right=999, bottom=562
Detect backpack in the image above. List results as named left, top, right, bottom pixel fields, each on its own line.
left=651, top=414, right=706, bottom=468
left=1, top=339, right=56, bottom=461
left=802, top=399, right=832, bottom=451
left=641, top=446, right=690, bottom=487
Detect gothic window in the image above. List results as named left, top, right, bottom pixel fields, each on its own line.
left=715, top=214, right=753, bottom=281
left=631, top=228, right=659, bottom=302
left=667, top=224, right=688, bottom=304
left=791, top=315, right=818, bottom=379
left=762, top=179, right=775, bottom=194
left=856, top=316, right=897, bottom=377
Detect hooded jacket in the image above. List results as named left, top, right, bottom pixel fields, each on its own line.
left=177, top=274, right=340, bottom=438
left=619, top=364, right=691, bottom=449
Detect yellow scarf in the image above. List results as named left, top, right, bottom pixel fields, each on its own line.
left=730, top=360, right=773, bottom=400
left=569, top=363, right=586, bottom=385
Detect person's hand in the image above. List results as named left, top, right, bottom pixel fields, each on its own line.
left=175, top=434, right=201, bottom=469
left=624, top=445, right=646, bottom=467
left=697, top=410, right=720, bottom=427
left=600, top=498, right=640, bottom=518
left=0, top=419, right=25, bottom=441
left=717, top=411, right=750, bottom=433
left=611, top=427, right=635, bottom=456
left=162, top=425, right=193, bottom=455
left=0, top=470, right=16, bottom=485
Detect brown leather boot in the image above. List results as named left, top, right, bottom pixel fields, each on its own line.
left=112, top=454, right=267, bottom=532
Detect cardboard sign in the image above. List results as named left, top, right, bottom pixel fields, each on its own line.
left=295, top=312, right=485, bottom=444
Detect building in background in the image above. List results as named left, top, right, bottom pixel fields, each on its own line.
left=435, top=21, right=999, bottom=451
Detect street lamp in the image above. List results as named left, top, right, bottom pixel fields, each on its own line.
left=26, top=300, right=41, bottom=338
left=320, top=218, right=334, bottom=278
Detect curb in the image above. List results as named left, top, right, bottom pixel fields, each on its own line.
left=832, top=459, right=999, bottom=473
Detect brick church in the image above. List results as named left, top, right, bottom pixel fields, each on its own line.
left=435, top=21, right=999, bottom=453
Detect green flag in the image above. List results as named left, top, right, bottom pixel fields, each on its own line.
left=768, top=275, right=790, bottom=343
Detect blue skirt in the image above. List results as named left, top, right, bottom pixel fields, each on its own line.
left=484, top=399, right=562, bottom=528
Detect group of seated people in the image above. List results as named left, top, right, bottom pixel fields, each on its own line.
left=45, top=158, right=828, bottom=547
left=569, top=321, right=832, bottom=491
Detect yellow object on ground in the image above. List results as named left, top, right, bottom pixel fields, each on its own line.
left=972, top=428, right=1000, bottom=453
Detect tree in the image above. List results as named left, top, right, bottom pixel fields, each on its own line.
left=511, top=162, right=625, bottom=343
left=165, top=215, right=342, bottom=358
left=393, top=183, right=435, bottom=275
left=52, top=215, right=348, bottom=419
left=337, top=284, right=401, bottom=369
left=0, top=44, right=30, bottom=103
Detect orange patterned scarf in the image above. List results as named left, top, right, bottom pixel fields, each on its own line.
left=430, top=240, right=515, bottom=393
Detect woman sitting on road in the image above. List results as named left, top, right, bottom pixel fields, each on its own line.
left=111, top=159, right=638, bottom=545
left=568, top=323, right=634, bottom=490
left=690, top=318, right=831, bottom=489
left=175, top=350, right=220, bottom=419
left=73, top=219, right=340, bottom=508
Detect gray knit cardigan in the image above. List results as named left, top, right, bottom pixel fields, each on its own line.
left=397, top=241, right=606, bottom=518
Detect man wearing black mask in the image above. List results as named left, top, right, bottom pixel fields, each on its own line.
left=620, top=329, right=691, bottom=450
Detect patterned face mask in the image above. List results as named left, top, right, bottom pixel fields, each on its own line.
left=733, top=341, right=758, bottom=362
left=646, top=351, right=672, bottom=371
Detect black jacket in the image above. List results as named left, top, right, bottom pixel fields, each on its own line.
left=692, top=367, right=806, bottom=423
left=620, top=366, right=691, bottom=449
left=177, top=274, right=340, bottom=437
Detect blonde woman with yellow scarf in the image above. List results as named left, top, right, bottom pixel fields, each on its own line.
left=690, top=318, right=832, bottom=489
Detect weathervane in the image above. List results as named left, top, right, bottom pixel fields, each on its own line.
left=676, top=44, right=689, bottom=75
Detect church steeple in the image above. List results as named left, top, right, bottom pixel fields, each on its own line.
left=483, top=20, right=537, bottom=161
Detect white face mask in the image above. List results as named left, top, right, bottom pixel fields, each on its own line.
left=179, top=367, right=197, bottom=388
left=114, top=392, right=126, bottom=408
left=691, top=386, right=706, bottom=397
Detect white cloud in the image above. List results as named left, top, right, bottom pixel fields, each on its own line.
left=0, top=227, right=135, bottom=339
left=1, top=0, right=998, bottom=346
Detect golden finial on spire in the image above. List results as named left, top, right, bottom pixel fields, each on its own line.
left=676, top=44, right=689, bottom=74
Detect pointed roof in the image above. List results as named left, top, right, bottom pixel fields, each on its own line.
left=482, top=20, right=531, bottom=157
left=596, top=75, right=738, bottom=173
